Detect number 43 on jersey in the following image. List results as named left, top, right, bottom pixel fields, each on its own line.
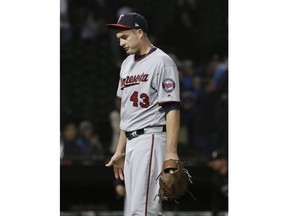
left=130, top=91, right=149, bottom=108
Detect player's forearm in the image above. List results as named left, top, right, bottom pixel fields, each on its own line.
left=115, top=130, right=127, bottom=153
left=165, top=109, right=180, bottom=159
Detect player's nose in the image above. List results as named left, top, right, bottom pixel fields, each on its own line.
left=119, top=39, right=125, bottom=47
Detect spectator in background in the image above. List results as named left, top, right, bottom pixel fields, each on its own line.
left=61, top=122, right=80, bottom=158
left=208, top=150, right=228, bottom=216
left=76, top=120, right=104, bottom=158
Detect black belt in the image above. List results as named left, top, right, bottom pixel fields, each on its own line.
left=125, top=126, right=166, bottom=140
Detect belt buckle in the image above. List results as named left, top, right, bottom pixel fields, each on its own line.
left=130, top=131, right=139, bottom=139
left=125, top=129, right=144, bottom=140
left=125, top=131, right=139, bottom=140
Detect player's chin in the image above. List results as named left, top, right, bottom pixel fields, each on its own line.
left=125, top=49, right=133, bottom=54
left=126, top=48, right=136, bottom=55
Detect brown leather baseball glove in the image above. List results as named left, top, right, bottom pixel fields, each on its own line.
left=155, top=159, right=194, bottom=203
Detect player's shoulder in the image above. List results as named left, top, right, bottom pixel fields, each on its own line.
left=153, top=48, right=176, bottom=66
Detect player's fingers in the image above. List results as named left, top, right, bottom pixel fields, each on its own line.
left=113, top=166, right=119, bottom=179
left=114, top=167, right=123, bottom=180
left=115, top=173, right=119, bottom=179
left=105, top=160, right=113, bottom=167
left=119, top=169, right=124, bottom=180
left=114, top=170, right=119, bottom=179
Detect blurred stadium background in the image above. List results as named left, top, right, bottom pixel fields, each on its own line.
left=60, top=0, right=228, bottom=215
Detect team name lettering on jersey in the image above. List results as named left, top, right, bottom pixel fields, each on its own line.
left=120, top=73, right=149, bottom=89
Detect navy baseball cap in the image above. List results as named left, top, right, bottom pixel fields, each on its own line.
left=106, top=13, right=148, bottom=33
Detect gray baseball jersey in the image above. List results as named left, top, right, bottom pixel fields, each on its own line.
left=116, top=47, right=180, bottom=131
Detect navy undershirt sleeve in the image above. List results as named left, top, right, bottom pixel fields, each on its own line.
left=161, top=102, right=180, bottom=113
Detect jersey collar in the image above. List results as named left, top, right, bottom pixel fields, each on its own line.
left=134, top=47, right=157, bottom=62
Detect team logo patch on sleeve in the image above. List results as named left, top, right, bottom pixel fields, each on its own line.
left=162, top=78, right=176, bottom=93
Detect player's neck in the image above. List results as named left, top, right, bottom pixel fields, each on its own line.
left=141, top=45, right=153, bottom=55
left=138, top=39, right=153, bottom=55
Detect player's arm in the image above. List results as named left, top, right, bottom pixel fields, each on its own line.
left=163, top=104, right=180, bottom=161
left=155, top=63, right=181, bottom=160
left=105, top=130, right=127, bottom=180
left=115, top=130, right=127, bottom=154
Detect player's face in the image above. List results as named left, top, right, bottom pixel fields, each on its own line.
left=116, top=29, right=141, bottom=55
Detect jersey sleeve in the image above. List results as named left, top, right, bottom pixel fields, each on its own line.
left=154, top=64, right=180, bottom=105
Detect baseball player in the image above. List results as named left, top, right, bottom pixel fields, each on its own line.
left=105, top=12, right=181, bottom=215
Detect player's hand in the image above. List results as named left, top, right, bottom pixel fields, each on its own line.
left=105, top=152, right=125, bottom=180
left=164, top=152, right=180, bottom=173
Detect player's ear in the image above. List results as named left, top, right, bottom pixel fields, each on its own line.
left=137, top=29, right=145, bottom=39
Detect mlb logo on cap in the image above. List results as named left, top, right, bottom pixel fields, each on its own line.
left=106, top=13, right=148, bottom=33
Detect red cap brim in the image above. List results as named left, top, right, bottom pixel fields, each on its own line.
left=106, top=24, right=133, bottom=30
